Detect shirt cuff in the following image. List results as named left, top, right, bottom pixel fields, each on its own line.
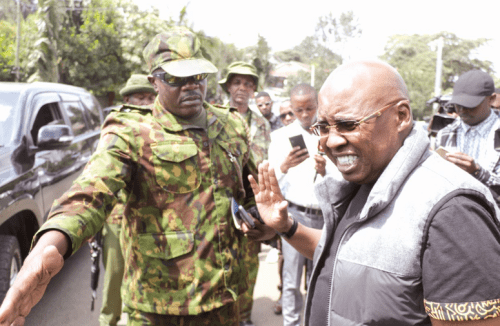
left=425, top=299, right=500, bottom=321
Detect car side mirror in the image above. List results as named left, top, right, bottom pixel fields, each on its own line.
left=36, top=125, right=74, bottom=150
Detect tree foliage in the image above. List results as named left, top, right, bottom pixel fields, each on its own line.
left=0, top=20, right=15, bottom=81
left=381, top=32, right=493, bottom=118
left=278, top=36, right=342, bottom=93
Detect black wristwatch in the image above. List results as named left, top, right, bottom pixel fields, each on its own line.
left=276, top=214, right=298, bottom=239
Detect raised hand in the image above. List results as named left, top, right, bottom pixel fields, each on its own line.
left=248, top=161, right=291, bottom=233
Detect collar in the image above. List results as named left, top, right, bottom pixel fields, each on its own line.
left=152, top=97, right=228, bottom=136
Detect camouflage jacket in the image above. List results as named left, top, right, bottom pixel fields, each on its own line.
left=243, top=106, right=271, bottom=164
left=37, top=99, right=257, bottom=315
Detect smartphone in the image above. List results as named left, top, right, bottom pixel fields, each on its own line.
left=231, top=198, right=255, bottom=229
left=289, top=134, right=308, bottom=152
left=435, top=146, right=448, bottom=159
left=238, top=205, right=256, bottom=229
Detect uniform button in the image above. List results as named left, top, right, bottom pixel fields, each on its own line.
left=224, top=263, right=230, bottom=271
left=203, top=141, right=208, bottom=147
left=214, top=179, right=218, bottom=185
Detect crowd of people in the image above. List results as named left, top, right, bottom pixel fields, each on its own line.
left=1, top=25, right=500, bottom=326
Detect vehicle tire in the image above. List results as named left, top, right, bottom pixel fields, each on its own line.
left=0, top=235, right=22, bottom=304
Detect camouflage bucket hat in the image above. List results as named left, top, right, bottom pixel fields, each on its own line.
left=143, top=26, right=218, bottom=77
left=218, top=61, right=259, bottom=93
left=119, top=74, right=156, bottom=96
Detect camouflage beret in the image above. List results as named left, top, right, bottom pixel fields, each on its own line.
left=119, top=74, right=156, bottom=96
left=218, top=61, right=259, bottom=93
left=143, top=26, right=218, bottom=77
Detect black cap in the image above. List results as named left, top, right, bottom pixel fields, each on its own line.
left=448, top=70, right=494, bottom=108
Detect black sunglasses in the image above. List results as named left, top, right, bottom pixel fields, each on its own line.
left=152, top=72, right=208, bottom=87
left=279, top=111, right=294, bottom=119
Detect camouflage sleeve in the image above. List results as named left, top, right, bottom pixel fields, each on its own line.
left=230, top=110, right=257, bottom=209
left=35, top=113, right=138, bottom=255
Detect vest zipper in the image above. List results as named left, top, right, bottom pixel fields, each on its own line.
left=327, top=220, right=363, bottom=326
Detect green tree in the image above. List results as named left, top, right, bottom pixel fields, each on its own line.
left=27, top=0, right=66, bottom=82
left=381, top=32, right=492, bottom=119
left=283, top=36, right=342, bottom=93
left=0, top=20, right=15, bottom=81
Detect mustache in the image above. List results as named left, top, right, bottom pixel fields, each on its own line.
left=180, top=92, right=202, bottom=102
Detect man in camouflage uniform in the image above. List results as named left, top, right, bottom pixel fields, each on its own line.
left=0, top=27, right=274, bottom=326
left=219, top=62, right=271, bottom=326
left=98, top=74, right=156, bottom=326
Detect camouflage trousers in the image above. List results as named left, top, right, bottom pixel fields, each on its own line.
left=238, top=238, right=261, bottom=321
left=126, top=301, right=240, bottom=326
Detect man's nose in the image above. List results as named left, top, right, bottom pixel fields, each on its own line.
left=324, top=129, right=348, bottom=149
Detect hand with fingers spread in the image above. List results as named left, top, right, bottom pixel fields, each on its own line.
left=0, top=245, right=64, bottom=326
left=445, top=151, right=480, bottom=175
left=248, top=161, right=293, bottom=234
left=280, top=147, right=309, bottom=174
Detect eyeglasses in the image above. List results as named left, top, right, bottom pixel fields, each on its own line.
left=454, top=104, right=474, bottom=111
left=279, top=111, right=294, bottom=119
left=151, top=72, right=208, bottom=87
left=310, top=99, right=408, bottom=136
left=257, top=101, right=272, bottom=108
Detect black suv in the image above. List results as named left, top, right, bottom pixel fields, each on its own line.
left=0, top=82, right=103, bottom=302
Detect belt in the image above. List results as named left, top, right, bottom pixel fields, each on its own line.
left=288, top=202, right=322, bottom=217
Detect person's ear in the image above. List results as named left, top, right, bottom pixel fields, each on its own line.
left=123, top=95, right=130, bottom=104
left=396, top=100, right=412, bottom=132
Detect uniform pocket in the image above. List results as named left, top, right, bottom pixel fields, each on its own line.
left=137, top=231, right=194, bottom=260
left=151, top=141, right=200, bottom=193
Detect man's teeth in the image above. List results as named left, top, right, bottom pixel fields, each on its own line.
left=337, top=155, right=357, bottom=165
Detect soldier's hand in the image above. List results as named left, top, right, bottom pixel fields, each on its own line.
left=248, top=161, right=290, bottom=233
left=0, top=243, right=64, bottom=325
left=445, top=152, right=480, bottom=175
left=280, top=147, right=309, bottom=174
left=241, top=216, right=277, bottom=241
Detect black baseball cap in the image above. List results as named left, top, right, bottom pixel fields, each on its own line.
left=448, top=70, right=494, bottom=108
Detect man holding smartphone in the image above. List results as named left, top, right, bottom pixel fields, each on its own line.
left=267, top=83, right=339, bottom=326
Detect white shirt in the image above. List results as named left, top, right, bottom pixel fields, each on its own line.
left=268, top=120, right=340, bottom=210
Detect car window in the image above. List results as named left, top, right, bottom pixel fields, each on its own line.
left=30, top=103, right=64, bottom=145
left=61, top=101, right=88, bottom=136
left=80, top=93, right=102, bottom=131
left=0, top=91, right=20, bottom=147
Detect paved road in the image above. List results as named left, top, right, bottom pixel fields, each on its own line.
left=22, top=244, right=301, bottom=326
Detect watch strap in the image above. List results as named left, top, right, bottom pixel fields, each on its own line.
left=276, top=214, right=298, bottom=239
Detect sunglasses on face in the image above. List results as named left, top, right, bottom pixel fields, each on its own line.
left=152, top=72, right=208, bottom=87
left=279, top=111, right=294, bottom=119
left=310, top=99, right=408, bottom=136
left=257, top=101, right=272, bottom=108
left=454, top=104, right=475, bottom=111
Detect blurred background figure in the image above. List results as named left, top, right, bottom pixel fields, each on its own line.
left=279, top=99, right=296, bottom=127
left=219, top=61, right=271, bottom=326
left=256, top=91, right=283, bottom=131
left=99, top=73, right=156, bottom=326
left=435, top=70, right=500, bottom=205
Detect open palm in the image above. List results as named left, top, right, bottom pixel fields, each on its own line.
left=249, top=161, right=289, bottom=231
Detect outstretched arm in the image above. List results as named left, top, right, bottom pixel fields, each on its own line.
left=249, top=160, right=322, bottom=260
left=0, top=230, right=68, bottom=326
